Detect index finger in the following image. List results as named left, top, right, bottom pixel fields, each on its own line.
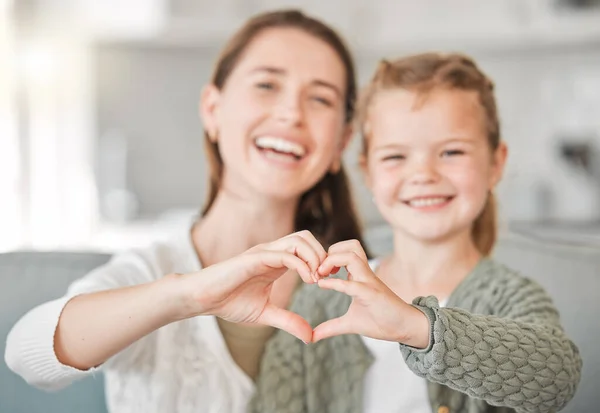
left=291, top=230, right=327, bottom=263
left=317, top=251, right=373, bottom=282
left=328, top=239, right=368, bottom=262
left=254, top=251, right=314, bottom=284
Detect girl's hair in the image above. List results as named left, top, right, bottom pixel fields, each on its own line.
left=358, top=53, right=500, bottom=255
left=201, top=9, right=369, bottom=254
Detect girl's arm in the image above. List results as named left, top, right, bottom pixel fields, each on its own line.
left=314, top=242, right=581, bottom=413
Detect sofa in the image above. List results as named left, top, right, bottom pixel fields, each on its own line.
left=0, top=252, right=111, bottom=413
left=1, top=232, right=597, bottom=412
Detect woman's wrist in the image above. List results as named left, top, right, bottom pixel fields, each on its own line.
left=155, top=272, right=203, bottom=322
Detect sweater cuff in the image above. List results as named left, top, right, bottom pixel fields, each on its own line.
left=5, top=295, right=99, bottom=391
left=398, top=296, right=440, bottom=354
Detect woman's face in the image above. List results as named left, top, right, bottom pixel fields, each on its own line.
left=201, top=27, right=350, bottom=202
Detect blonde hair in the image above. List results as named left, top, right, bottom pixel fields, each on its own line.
left=358, top=53, right=500, bottom=255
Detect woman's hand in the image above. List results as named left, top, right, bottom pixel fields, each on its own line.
left=179, top=230, right=326, bottom=343
left=313, top=240, right=430, bottom=348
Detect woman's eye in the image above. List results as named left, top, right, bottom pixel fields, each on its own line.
left=311, top=96, right=333, bottom=107
left=256, top=82, right=276, bottom=90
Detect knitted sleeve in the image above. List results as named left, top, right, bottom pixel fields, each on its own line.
left=400, top=270, right=582, bottom=413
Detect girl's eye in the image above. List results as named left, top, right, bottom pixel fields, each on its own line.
left=441, top=149, right=464, bottom=157
left=382, top=154, right=405, bottom=161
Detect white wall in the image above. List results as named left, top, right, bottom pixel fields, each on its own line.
left=96, top=44, right=211, bottom=218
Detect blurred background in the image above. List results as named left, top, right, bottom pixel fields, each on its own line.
left=2, top=0, right=600, bottom=253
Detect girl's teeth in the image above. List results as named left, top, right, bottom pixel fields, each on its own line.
left=408, top=197, right=448, bottom=207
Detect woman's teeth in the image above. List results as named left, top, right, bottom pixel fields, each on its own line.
left=408, top=197, right=449, bottom=208
left=255, top=136, right=306, bottom=159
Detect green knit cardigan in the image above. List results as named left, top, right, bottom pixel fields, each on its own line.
left=249, top=258, right=582, bottom=413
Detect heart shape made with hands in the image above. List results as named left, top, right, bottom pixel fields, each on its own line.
left=246, top=234, right=419, bottom=346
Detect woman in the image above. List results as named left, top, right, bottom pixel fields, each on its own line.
left=5, top=9, right=366, bottom=413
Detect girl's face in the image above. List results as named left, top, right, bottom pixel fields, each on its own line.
left=363, top=88, right=506, bottom=244
left=201, top=27, right=350, bottom=203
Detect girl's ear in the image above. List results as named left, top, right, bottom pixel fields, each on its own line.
left=490, top=141, right=508, bottom=188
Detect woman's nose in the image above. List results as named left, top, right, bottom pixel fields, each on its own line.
left=274, top=92, right=304, bottom=126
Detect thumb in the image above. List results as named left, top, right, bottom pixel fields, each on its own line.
left=312, top=315, right=354, bottom=343
left=258, top=304, right=313, bottom=344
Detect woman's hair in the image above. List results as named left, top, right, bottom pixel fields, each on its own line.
left=201, top=9, right=369, bottom=254
left=358, top=53, right=501, bottom=255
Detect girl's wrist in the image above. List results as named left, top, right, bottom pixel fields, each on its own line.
left=396, top=303, right=431, bottom=349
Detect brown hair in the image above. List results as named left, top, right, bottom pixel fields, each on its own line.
left=201, top=9, right=369, bottom=254
left=359, top=53, right=500, bottom=255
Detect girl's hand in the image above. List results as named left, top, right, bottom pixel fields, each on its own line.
left=313, top=240, right=430, bottom=348
left=179, top=230, right=326, bottom=343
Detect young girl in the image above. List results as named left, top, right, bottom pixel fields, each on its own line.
left=5, top=10, right=368, bottom=413
left=252, top=54, right=582, bottom=413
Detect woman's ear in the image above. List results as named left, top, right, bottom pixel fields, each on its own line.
left=340, top=124, right=353, bottom=152
left=490, top=141, right=508, bottom=188
left=200, top=84, right=221, bottom=142
left=329, top=160, right=341, bottom=174
left=329, top=124, right=354, bottom=174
